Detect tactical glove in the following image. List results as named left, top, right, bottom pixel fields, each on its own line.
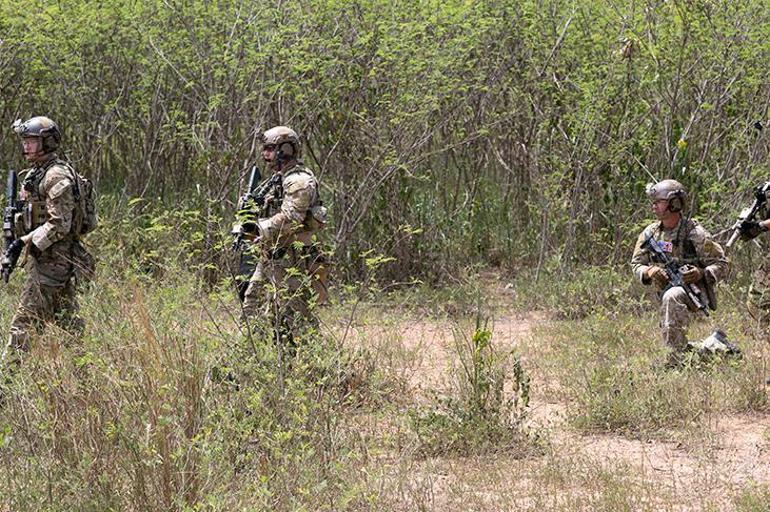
left=646, top=266, right=669, bottom=287
left=739, top=220, right=767, bottom=241
left=681, top=265, right=703, bottom=284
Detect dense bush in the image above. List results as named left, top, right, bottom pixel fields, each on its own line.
left=1, top=0, right=768, bottom=283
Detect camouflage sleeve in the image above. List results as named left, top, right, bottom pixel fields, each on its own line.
left=30, top=168, right=75, bottom=251
left=630, top=229, right=653, bottom=284
left=692, top=227, right=729, bottom=283
left=257, top=173, right=314, bottom=246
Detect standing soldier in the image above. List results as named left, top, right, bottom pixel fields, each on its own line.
left=732, top=204, right=770, bottom=324
left=730, top=185, right=770, bottom=382
left=630, top=179, right=729, bottom=367
left=1, top=116, right=95, bottom=368
left=239, top=126, right=327, bottom=346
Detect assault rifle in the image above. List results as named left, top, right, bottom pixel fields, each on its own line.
left=231, top=166, right=282, bottom=251
left=725, top=181, right=770, bottom=248
left=641, top=235, right=710, bottom=317
left=1, top=170, right=24, bottom=282
left=231, top=166, right=262, bottom=252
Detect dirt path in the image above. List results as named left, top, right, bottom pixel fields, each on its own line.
left=342, top=306, right=770, bottom=510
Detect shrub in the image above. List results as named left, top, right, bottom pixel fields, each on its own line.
left=409, top=319, right=539, bottom=456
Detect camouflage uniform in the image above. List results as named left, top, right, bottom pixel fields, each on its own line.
left=631, top=219, right=728, bottom=351
left=6, top=154, right=93, bottom=357
left=747, top=257, right=770, bottom=324
left=745, top=196, right=770, bottom=322
left=242, top=159, right=326, bottom=338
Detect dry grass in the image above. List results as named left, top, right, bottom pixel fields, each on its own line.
left=1, top=268, right=770, bottom=511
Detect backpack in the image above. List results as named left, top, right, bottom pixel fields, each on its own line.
left=75, top=174, right=98, bottom=235
left=58, top=160, right=97, bottom=235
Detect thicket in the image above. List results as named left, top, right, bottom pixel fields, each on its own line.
left=1, top=0, right=768, bottom=283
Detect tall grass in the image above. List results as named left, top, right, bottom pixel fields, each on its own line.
left=0, top=224, right=383, bottom=511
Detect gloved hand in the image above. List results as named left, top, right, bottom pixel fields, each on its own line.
left=739, top=220, right=767, bottom=241
left=646, top=266, right=669, bottom=287
left=681, top=265, right=703, bottom=284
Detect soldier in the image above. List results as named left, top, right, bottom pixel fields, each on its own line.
left=1, top=116, right=94, bottom=368
left=630, top=179, right=729, bottom=367
left=736, top=194, right=770, bottom=383
left=240, top=126, right=327, bottom=346
left=736, top=214, right=770, bottom=324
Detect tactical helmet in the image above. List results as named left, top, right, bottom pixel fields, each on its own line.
left=12, top=116, right=61, bottom=154
left=646, top=179, right=687, bottom=212
left=262, top=126, right=300, bottom=158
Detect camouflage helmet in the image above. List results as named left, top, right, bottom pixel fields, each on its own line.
left=646, top=179, right=687, bottom=212
left=12, top=116, right=61, bottom=154
left=262, top=126, right=300, bottom=158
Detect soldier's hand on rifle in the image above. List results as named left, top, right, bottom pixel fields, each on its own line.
left=739, top=220, right=768, bottom=241
left=646, top=266, right=669, bottom=287
left=681, top=265, right=703, bottom=284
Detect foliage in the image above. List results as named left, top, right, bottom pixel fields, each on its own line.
left=535, top=312, right=770, bottom=438
left=510, top=265, right=651, bottom=319
left=735, top=485, right=770, bottom=511
left=0, top=253, right=383, bottom=511
left=1, top=0, right=769, bottom=281
left=409, top=320, right=537, bottom=456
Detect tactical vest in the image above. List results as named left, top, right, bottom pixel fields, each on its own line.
left=18, top=158, right=88, bottom=237
left=264, top=164, right=326, bottom=233
left=666, top=219, right=700, bottom=265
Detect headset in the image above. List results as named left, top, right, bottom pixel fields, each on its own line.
left=667, top=188, right=686, bottom=212
left=277, top=141, right=295, bottom=158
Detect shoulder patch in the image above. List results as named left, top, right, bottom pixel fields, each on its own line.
left=48, top=177, right=72, bottom=199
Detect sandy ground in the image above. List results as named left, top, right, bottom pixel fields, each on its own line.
left=335, top=288, right=770, bottom=511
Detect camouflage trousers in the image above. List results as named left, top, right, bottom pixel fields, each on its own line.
left=3, top=275, right=83, bottom=369
left=659, top=286, right=696, bottom=352
left=747, top=263, right=770, bottom=328
left=242, top=248, right=321, bottom=344
left=2, top=243, right=90, bottom=368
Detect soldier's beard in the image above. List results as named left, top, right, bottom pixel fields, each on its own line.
left=265, top=159, right=281, bottom=173
left=23, top=150, right=44, bottom=163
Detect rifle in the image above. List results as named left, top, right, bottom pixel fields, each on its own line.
left=231, top=165, right=262, bottom=252
left=641, top=235, right=710, bottom=317
left=725, top=182, right=770, bottom=248
left=1, top=170, right=24, bottom=282
left=231, top=166, right=283, bottom=251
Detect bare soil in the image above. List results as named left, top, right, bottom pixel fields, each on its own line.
left=340, top=297, right=770, bottom=511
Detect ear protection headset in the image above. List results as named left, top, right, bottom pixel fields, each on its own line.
left=667, top=189, right=686, bottom=212
left=278, top=141, right=295, bottom=158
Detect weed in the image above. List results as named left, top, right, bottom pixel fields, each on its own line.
left=408, top=317, right=538, bottom=457
left=735, top=485, right=770, bottom=511
left=533, top=310, right=770, bottom=439
left=509, top=266, right=650, bottom=320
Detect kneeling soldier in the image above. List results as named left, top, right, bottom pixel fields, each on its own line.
left=631, top=179, right=728, bottom=367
